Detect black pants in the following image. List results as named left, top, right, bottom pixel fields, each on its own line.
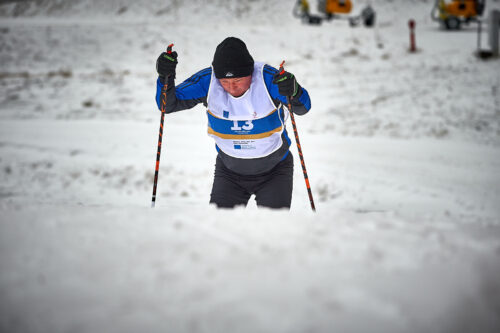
left=209, top=153, right=294, bottom=209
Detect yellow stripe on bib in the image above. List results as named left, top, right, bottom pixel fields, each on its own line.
left=207, top=126, right=282, bottom=140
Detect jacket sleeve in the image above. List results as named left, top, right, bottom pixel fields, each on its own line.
left=263, top=64, right=311, bottom=116
left=155, top=67, right=212, bottom=114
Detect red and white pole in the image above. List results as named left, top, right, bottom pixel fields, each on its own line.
left=408, top=19, right=416, bottom=52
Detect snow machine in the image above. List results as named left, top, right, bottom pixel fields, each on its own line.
left=293, top=0, right=376, bottom=27
left=431, top=0, right=486, bottom=30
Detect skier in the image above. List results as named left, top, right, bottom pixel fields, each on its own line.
left=155, top=37, right=311, bottom=209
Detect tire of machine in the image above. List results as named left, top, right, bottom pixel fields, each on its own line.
left=445, top=16, right=461, bottom=30
left=363, top=12, right=375, bottom=27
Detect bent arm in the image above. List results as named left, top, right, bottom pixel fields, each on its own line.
left=155, top=67, right=212, bottom=113
left=263, top=64, right=311, bottom=115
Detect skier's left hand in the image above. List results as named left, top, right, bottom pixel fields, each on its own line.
left=273, top=70, right=300, bottom=98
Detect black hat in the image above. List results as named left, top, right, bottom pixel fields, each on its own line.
left=212, top=37, right=254, bottom=79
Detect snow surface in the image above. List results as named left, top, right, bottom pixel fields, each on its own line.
left=1, top=0, right=500, bottom=332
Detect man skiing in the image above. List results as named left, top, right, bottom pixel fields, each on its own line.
left=155, top=37, right=311, bottom=209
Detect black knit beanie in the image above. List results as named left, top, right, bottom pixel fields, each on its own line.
left=212, top=37, right=254, bottom=79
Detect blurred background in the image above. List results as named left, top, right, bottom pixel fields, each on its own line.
left=1, top=1, right=499, bottom=332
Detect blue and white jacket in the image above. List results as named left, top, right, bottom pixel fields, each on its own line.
left=156, top=63, right=311, bottom=175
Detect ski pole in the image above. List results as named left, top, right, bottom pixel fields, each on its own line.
left=279, top=60, right=316, bottom=212
left=151, top=43, right=174, bottom=208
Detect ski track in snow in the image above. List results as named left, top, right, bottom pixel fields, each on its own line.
left=1, top=1, right=500, bottom=332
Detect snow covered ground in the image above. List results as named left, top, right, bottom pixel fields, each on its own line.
left=1, top=0, right=500, bottom=332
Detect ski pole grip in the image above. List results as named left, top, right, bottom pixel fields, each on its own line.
left=167, top=43, right=174, bottom=54
left=278, top=60, right=285, bottom=75
left=278, top=60, right=293, bottom=101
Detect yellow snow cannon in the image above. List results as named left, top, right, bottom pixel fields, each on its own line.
left=293, top=0, right=376, bottom=27
left=324, top=0, right=353, bottom=15
left=431, top=0, right=486, bottom=30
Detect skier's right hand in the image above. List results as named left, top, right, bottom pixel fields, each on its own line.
left=156, top=50, right=178, bottom=83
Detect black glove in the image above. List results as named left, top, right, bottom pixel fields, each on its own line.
left=272, top=70, right=300, bottom=98
left=156, top=50, right=178, bottom=83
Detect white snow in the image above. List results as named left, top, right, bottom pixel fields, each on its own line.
left=1, top=0, right=500, bottom=332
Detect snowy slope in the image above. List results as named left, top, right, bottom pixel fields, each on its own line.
left=1, top=0, right=500, bottom=332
